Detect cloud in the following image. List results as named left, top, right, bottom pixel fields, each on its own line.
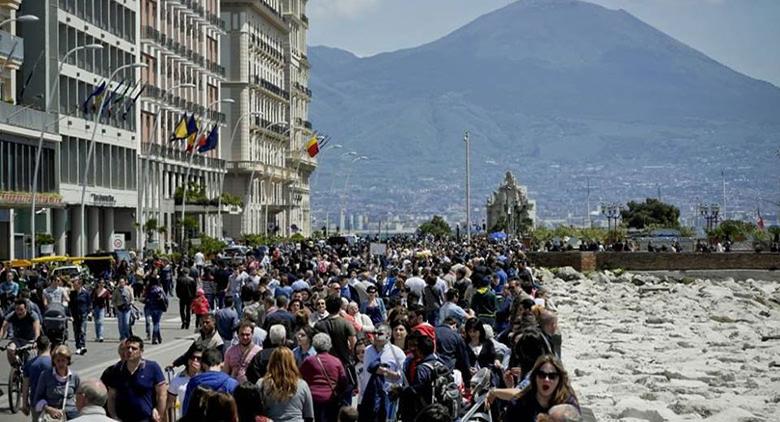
left=309, top=0, right=380, bottom=20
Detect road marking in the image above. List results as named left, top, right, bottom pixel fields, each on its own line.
left=77, top=334, right=197, bottom=379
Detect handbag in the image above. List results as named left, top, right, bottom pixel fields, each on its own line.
left=40, top=374, right=70, bottom=422
left=315, top=355, right=339, bottom=402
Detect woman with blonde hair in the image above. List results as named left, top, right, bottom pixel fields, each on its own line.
left=33, top=345, right=81, bottom=420
left=259, top=347, right=314, bottom=422
left=487, top=355, right=580, bottom=422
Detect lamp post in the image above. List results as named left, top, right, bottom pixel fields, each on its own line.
left=464, top=130, right=471, bottom=242
left=79, top=62, right=148, bottom=256
left=600, top=202, right=622, bottom=242
left=698, top=203, right=720, bottom=237
left=216, top=110, right=262, bottom=238
left=339, top=155, right=368, bottom=234
left=29, top=43, right=102, bottom=258
left=0, top=14, right=38, bottom=28
left=179, top=98, right=235, bottom=251
left=137, top=82, right=197, bottom=252
left=243, top=121, right=288, bottom=235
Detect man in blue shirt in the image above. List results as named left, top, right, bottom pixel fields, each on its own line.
left=181, top=348, right=238, bottom=414
left=215, top=295, right=240, bottom=341
left=104, top=335, right=167, bottom=422
left=21, top=336, right=52, bottom=417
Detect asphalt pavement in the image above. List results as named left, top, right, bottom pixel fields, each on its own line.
left=0, top=297, right=197, bottom=421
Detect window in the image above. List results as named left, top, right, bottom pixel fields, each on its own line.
left=69, top=138, right=78, bottom=184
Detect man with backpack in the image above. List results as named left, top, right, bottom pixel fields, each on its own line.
left=112, top=277, right=134, bottom=341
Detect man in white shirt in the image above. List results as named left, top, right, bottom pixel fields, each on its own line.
left=359, top=324, right=404, bottom=415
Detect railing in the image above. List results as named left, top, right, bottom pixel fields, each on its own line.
left=293, top=82, right=312, bottom=97
left=146, top=142, right=226, bottom=170
left=251, top=116, right=290, bottom=136
left=0, top=30, right=24, bottom=63
left=226, top=161, right=293, bottom=180
left=301, top=14, right=309, bottom=25
left=0, top=101, right=58, bottom=134
left=250, top=76, right=289, bottom=99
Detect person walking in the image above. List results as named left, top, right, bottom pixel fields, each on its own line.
left=69, top=278, right=92, bottom=355
left=143, top=278, right=168, bottom=344
left=21, top=336, right=52, bottom=418
left=300, top=333, right=348, bottom=422
left=69, top=379, right=116, bottom=422
left=176, top=267, right=197, bottom=330
left=104, top=335, right=168, bottom=421
left=112, top=277, right=134, bottom=341
left=91, top=279, right=111, bottom=342
left=258, top=347, right=315, bottom=422
left=33, top=345, right=81, bottom=420
left=223, top=321, right=261, bottom=383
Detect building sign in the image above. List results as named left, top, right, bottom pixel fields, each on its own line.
left=91, top=193, right=116, bottom=206
left=0, top=191, right=63, bottom=207
left=370, top=242, right=387, bottom=256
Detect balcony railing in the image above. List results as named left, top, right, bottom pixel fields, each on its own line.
left=0, top=100, right=58, bottom=134
left=146, top=142, right=226, bottom=170
left=301, top=14, right=309, bottom=25
left=0, top=30, right=24, bottom=63
left=250, top=76, right=289, bottom=99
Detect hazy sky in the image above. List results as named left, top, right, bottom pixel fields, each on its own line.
left=308, top=0, right=780, bottom=86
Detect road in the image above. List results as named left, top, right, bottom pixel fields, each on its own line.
left=0, top=297, right=197, bottom=421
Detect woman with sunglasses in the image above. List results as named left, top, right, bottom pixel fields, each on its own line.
left=167, top=344, right=205, bottom=419
left=486, top=355, right=580, bottom=422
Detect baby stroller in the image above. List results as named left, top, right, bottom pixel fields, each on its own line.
left=43, top=303, right=69, bottom=348
left=462, top=368, right=493, bottom=422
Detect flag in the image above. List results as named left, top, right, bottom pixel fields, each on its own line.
left=198, top=125, right=219, bottom=153
left=19, top=50, right=45, bottom=103
left=121, top=83, right=146, bottom=121
left=82, top=81, right=106, bottom=116
left=185, top=115, right=200, bottom=151
left=306, top=135, right=319, bottom=157
left=170, top=113, right=189, bottom=141
left=107, top=80, right=132, bottom=118
left=100, top=80, right=125, bottom=117
left=757, top=208, right=765, bottom=230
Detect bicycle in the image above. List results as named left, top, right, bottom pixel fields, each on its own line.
left=0, top=341, right=36, bottom=413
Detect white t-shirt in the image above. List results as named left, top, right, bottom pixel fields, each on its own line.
left=194, top=252, right=205, bottom=267
left=405, top=277, right=426, bottom=302
left=168, top=372, right=191, bottom=405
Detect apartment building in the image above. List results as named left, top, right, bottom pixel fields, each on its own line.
left=221, top=0, right=315, bottom=239
left=137, top=0, right=226, bottom=252
left=20, top=0, right=140, bottom=256
left=0, top=0, right=61, bottom=260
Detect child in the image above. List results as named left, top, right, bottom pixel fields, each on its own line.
left=191, top=288, right=210, bottom=330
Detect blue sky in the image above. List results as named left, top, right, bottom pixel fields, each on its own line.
left=308, top=0, right=780, bottom=86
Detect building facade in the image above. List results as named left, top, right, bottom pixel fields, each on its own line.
left=221, top=0, right=314, bottom=239
left=137, top=0, right=226, bottom=252
left=20, top=0, right=140, bottom=256
left=0, top=0, right=62, bottom=260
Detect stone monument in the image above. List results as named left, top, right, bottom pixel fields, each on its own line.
left=486, top=171, right=536, bottom=236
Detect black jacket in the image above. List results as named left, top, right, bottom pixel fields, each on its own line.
left=176, top=275, right=197, bottom=301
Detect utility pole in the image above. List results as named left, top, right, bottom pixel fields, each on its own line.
left=586, top=177, right=591, bottom=228
left=464, top=130, right=471, bottom=243
left=721, top=169, right=726, bottom=220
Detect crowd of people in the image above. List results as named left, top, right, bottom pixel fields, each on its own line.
left=1, top=236, right=586, bottom=421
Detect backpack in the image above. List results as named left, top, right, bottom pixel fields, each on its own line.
left=421, top=359, right=462, bottom=418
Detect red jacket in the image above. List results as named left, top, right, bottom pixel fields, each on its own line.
left=191, top=295, right=209, bottom=315
left=300, top=352, right=347, bottom=403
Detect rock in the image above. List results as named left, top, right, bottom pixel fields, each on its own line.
left=702, top=407, right=758, bottom=422
left=614, top=397, right=679, bottom=422
left=646, top=317, right=673, bottom=325
left=557, top=266, right=584, bottom=281
left=536, top=267, right=555, bottom=284
left=589, top=271, right=611, bottom=284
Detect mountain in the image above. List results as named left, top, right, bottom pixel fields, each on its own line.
left=308, top=0, right=780, bottom=222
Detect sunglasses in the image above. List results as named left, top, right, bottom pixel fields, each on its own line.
left=536, top=370, right=560, bottom=381
left=190, top=355, right=202, bottom=361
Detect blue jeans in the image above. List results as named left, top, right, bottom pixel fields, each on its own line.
left=73, top=315, right=87, bottom=349
left=205, top=293, right=216, bottom=310
left=93, top=307, right=105, bottom=339
left=148, top=309, right=163, bottom=342
left=117, top=309, right=131, bottom=340
left=233, top=293, right=243, bottom=315
left=216, top=291, right=226, bottom=309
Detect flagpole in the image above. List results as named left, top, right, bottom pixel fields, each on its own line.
left=216, top=111, right=262, bottom=240
left=29, top=43, right=102, bottom=258
left=137, top=83, right=196, bottom=253
left=243, top=121, right=288, bottom=236
left=179, top=98, right=234, bottom=252
left=79, top=62, right=148, bottom=256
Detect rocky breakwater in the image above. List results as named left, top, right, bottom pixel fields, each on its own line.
left=544, top=267, right=780, bottom=422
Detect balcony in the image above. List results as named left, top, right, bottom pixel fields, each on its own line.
left=250, top=76, right=289, bottom=100
left=251, top=116, right=289, bottom=136
left=225, top=161, right=294, bottom=181
left=301, top=14, right=309, bottom=25
left=145, top=142, right=226, bottom=170
left=0, top=100, right=58, bottom=135
left=0, top=30, right=24, bottom=65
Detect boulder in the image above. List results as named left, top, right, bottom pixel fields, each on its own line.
left=557, top=266, right=585, bottom=281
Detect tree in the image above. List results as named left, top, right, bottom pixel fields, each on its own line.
left=418, top=215, right=451, bottom=238
left=710, top=220, right=757, bottom=242
left=620, top=198, right=680, bottom=229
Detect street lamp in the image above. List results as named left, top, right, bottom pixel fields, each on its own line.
left=216, top=110, right=262, bottom=238
left=179, top=98, right=235, bottom=250
left=464, top=130, right=471, bottom=242
left=339, top=155, right=368, bottom=233
left=29, top=43, right=103, bottom=258
left=698, top=202, right=720, bottom=236
left=0, top=14, right=39, bottom=28
left=79, top=62, right=148, bottom=256
left=600, top=202, right=623, bottom=241
left=137, top=82, right=197, bottom=251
